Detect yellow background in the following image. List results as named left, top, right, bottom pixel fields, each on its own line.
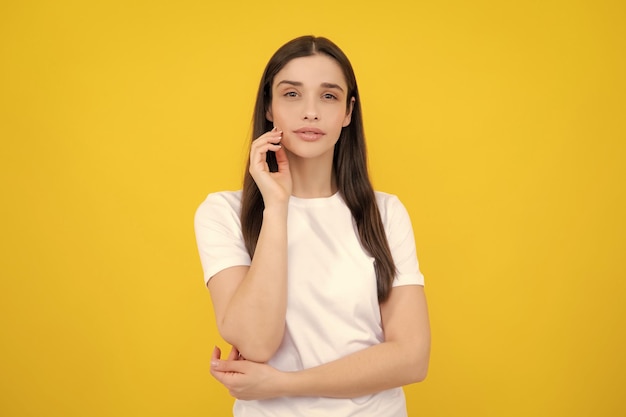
left=1, top=0, right=625, bottom=416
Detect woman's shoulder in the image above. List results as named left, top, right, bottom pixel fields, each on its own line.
left=373, top=190, right=411, bottom=221
left=374, top=190, right=403, bottom=208
left=195, top=190, right=243, bottom=221
left=201, top=190, right=243, bottom=205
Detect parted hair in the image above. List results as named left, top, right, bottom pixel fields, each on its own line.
left=240, top=35, right=397, bottom=302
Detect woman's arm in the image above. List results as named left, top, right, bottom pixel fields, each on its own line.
left=208, top=129, right=291, bottom=363
left=210, top=285, right=430, bottom=400
left=208, top=204, right=288, bottom=363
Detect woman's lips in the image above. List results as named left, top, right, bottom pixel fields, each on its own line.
left=294, top=128, right=325, bottom=141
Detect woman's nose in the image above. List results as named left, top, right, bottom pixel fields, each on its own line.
left=302, top=98, right=319, bottom=120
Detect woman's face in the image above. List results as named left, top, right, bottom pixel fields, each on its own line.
left=267, top=54, right=353, bottom=163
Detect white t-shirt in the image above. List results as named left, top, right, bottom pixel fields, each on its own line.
left=195, top=190, right=424, bottom=417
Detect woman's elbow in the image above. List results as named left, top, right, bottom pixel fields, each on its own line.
left=406, top=344, right=430, bottom=383
left=237, top=343, right=279, bottom=363
left=219, top=326, right=282, bottom=363
left=411, top=361, right=429, bottom=383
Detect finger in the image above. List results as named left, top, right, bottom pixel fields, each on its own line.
left=250, top=135, right=282, bottom=160
left=251, top=140, right=282, bottom=158
left=252, top=129, right=282, bottom=148
left=227, top=345, right=240, bottom=361
left=249, top=143, right=283, bottom=174
left=255, top=127, right=282, bottom=141
left=211, top=358, right=249, bottom=374
left=274, top=145, right=289, bottom=170
left=211, top=345, right=222, bottom=362
left=210, top=365, right=228, bottom=386
left=251, top=140, right=282, bottom=156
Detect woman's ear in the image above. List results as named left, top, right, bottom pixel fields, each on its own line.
left=342, top=97, right=355, bottom=127
left=266, top=107, right=273, bottom=122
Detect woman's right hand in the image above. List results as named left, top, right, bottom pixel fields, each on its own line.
left=249, top=127, right=292, bottom=206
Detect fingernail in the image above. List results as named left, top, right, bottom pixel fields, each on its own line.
left=211, top=360, right=219, bottom=368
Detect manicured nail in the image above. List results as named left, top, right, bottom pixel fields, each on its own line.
left=211, top=360, right=219, bottom=368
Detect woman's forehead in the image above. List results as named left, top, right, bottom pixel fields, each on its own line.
left=273, top=55, right=347, bottom=88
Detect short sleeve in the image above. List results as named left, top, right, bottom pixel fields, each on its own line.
left=378, top=194, right=425, bottom=287
left=194, top=192, right=251, bottom=286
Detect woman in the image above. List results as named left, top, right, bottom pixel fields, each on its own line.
left=195, top=35, right=430, bottom=416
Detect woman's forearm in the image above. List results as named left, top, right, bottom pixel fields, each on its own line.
left=219, top=204, right=289, bottom=362
left=280, top=338, right=429, bottom=398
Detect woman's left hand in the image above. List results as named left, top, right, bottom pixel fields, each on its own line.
left=210, top=345, right=287, bottom=400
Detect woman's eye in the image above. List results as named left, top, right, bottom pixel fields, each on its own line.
left=323, top=93, right=337, bottom=100
left=284, top=91, right=298, bottom=97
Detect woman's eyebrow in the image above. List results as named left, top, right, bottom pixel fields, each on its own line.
left=276, top=80, right=303, bottom=87
left=276, top=80, right=345, bottom=92
left=320, top=82, right=344, bottom=92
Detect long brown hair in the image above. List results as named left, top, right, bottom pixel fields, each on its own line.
left=241, top=36, right=397, bottom=302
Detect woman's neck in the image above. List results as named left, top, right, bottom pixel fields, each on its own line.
left=287, top=153, right=337, bottom=199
